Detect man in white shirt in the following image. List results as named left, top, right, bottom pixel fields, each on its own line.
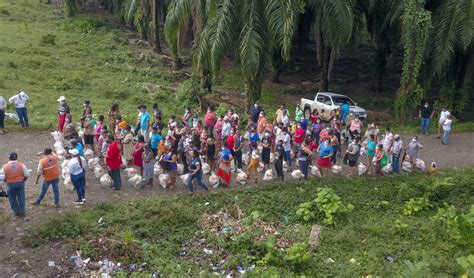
left=442, top=114, right=452, bottom=145
left=278, top=127, right=292, bottom=171
left=9, top=91, right=29, bottom=128
left=0, top=95, right=7, bottom=134
left=437, top=108, right=450, bottom=138
left=391, top=134, right=403, bottom=174
left=221, top=117, right=232, bottom=139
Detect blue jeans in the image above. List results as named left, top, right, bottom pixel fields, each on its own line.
left=299, top=160, right=308, bottom=178
left=36, top=178, right=60, bottom=205
left=392, top=155, right=400, bottom=174
left=442, top=129, right=450, bottom=144
left=7, top=182, right=25, bottom=215
left=71, top=172, right=85, bottom=201
left=331, top=146, right=338, bottom=164
left=108, top=169, right=121, bottom=190
left=284, top=151, right=292, bottom=168
left=234, top=150, right=242, bottom=170
left=187, top=171, right=208, bottom=193
left=421, top=118, right=430, bottom=135
left=16, top=107, right=29, bottom=128
left=0, top=110, right=4, bottom=129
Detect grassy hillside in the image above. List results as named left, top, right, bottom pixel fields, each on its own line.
left=25, top=169, right=474, bottom=276
left=0, top=0, right=184, bottom=130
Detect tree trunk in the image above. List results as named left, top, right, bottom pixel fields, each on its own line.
left=315, top=23, right=323, bottom=67
left=374, top=42, right=388, bottom=92
left=152, top=0, right=161, bottom=53
left=269, top=68, right=281, bottom=83
left=327, top=48, right=336, bottom=82
left=319, top=47, right=331, bottom=92
left=460, top=48, right=473, bottom=89
left=140, top=0, right=150, bottom=41
left=245, top=79, right=262, bottom=113
left=172, top=57, right=182, bottom=70
left=200, top=68, right=212, bottom=92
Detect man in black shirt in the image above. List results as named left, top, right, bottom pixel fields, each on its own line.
left=419, top=102, right=434, bottom=135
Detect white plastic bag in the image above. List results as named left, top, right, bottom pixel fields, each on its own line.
left=88, top=157, right=99, bottom=169
left=291, top=169, right=303, bottom=179
left=209, top=173, right=219, bottom=188
left=415, top=158, right=426, bottom=172
left=180, top=173, right=189, bottom=185
left=202, top=162, right=210, bottom=175
left=153, top=164, right=163, bottom=176
left=100, top=174, right=113, bottom=186
left=50, top=131, right=63, bottom=142
left=177, top=164, right=184, bottom=175
left=57, top=149, right=67, bottom=157
left=270, top=153, right=275, bottom=164
left=159, top=173, right=170, bottom=188
left=332, top=165, right=342, bottom=175
left=54, top=141, right=64, bottom=151
left=236, top=169, right=248, bottom=185
left=382, top=163, right=393, bottom=174
left=121, top=156, right=127, bottom=169
left=262, top=169, right=274, bottom=181
left=125, top=167, right=138, bottom=178
left=61, top=168, right=70, bottom=180
left=94, top=166, right=104, bottom=179
left=84, top=149, right=94, bottom=161
left=310, top=166, right=321, bottom=177
left=357, top=163, right=367, bottom=176
left=402, top=161, right=412, bottom=173
left=242, top=153, right=249, bottom=165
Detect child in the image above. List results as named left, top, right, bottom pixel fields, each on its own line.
left=206, top=136, right=216, bottom=173
left=95, top=115, right=104, bottom=144
left=150, top=127, right=162, bottom=157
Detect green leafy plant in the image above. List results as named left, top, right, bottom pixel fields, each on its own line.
left=296, top=188, right=354, bottom=225
left=284, top=242, right=312, bottom=269
left=457, top=255, right=474, bottom=277
left=40, top=33, right=56, bottom=45
left=439, top=83, right=469, bottom=114
left=174, top=76, right=208, bottom=110
left=399, top=260, right=431, bottom=277
left=431, top=204, right=474, bottom=244
left=395, top=219, right=409, bottom=230
left=403, top=197, right=432, bottom=216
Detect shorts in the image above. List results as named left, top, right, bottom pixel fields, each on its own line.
left=84, top=135, right=94, bottom=145
left=261, top=148, right=270, bottom=164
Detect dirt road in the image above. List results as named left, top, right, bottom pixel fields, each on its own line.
left=0, top=131, right=473, bottom=276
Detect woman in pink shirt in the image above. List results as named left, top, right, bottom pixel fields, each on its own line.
left=204, top=107, right=217, bottom=132
left=214, top=115, right=224, bottom=141
left=349, top=116, right=364, bottom=139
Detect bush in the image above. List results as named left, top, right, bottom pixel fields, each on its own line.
left=39, top=33, right=56, bottom=45
left=439, top=83, right=469, bottom=114
left=63, top=17, right=105, bottom=34
left=174, top=76, right=207, bottom=110
left=0, top=7, right=10, bottom=16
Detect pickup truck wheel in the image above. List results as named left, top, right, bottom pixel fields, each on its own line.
left=304, top=107, right=311, bottom=120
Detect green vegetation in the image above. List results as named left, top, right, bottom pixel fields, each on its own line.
left=0, top=0, right=182, bottom=130
left=26, top=168, right=474, bottom=276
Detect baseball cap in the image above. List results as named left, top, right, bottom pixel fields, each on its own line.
left=69, top=149, right=79, bottom=156
left=9, top=152, right=17, bottom=160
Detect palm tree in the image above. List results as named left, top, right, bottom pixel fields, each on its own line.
left=362, top=0, right=402, bottom=92
left=426, top=0, right=473, bottom=89
left=306, top=0, right=358, bottom=92
left=127, top=0, right=152, bottom=40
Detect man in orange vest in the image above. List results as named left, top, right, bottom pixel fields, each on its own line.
left=0, top=152, right=30, bottom=217
left=33, top=148, right=60, bottom=207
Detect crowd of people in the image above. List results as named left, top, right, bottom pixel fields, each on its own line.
left=0, top=94, right=454, bottom=218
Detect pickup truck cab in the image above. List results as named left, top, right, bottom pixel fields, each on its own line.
left=301, top=92, right=367, bottom=121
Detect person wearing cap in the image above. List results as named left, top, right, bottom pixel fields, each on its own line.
left=33, top=148, right=60, bottom=207
left=391, top=134, right=403, bottom=174
left=406, top=136, right=423, bottom=171
left=0, top=152, right=30, bottom=216
left=9, top=91, right=29, bottom=128
left=80, top=99, right=92, bottom=128
left=67, top=149, right=86, bottom=204
left=57, top=96, right=70, bottom=133
left=0, top=94, right=8, bottom=134
left=419, top=102, right=434, bottom=135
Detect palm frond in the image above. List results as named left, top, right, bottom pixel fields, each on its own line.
left=164, top=0, right=193, bottom=56
left=208, top=0, right=237, bottom=74
left=317, top=0, right=354, bottom=47
left=127, top=0, right=139, bottom=21
left=265, top=0, right=304, bottom=61
left=457, top=0, right=474, bottom=51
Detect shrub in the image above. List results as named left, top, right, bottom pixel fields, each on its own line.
left=439, top=83, right=469, bottom=114
left=431, top=204, right=474, bottom=244
left=174, top=76, right=207, bottom=110
left=403, top=197, right=432, bottom=216
left=296, top=187, right=354, bottom=225
left=0, top=7, right=10, bottom=16
left=39, top=33, right=56, bottom=45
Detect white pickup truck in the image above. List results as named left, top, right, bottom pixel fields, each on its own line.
left=300, top=92, right=367, bottom=121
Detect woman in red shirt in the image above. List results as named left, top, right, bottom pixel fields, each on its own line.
left=106, top=135, right=122, bottom=190
left=133, top=135, right=146, bottom=176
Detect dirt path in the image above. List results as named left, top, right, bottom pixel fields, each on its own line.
left=0, top=131, right=473, bottom=276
